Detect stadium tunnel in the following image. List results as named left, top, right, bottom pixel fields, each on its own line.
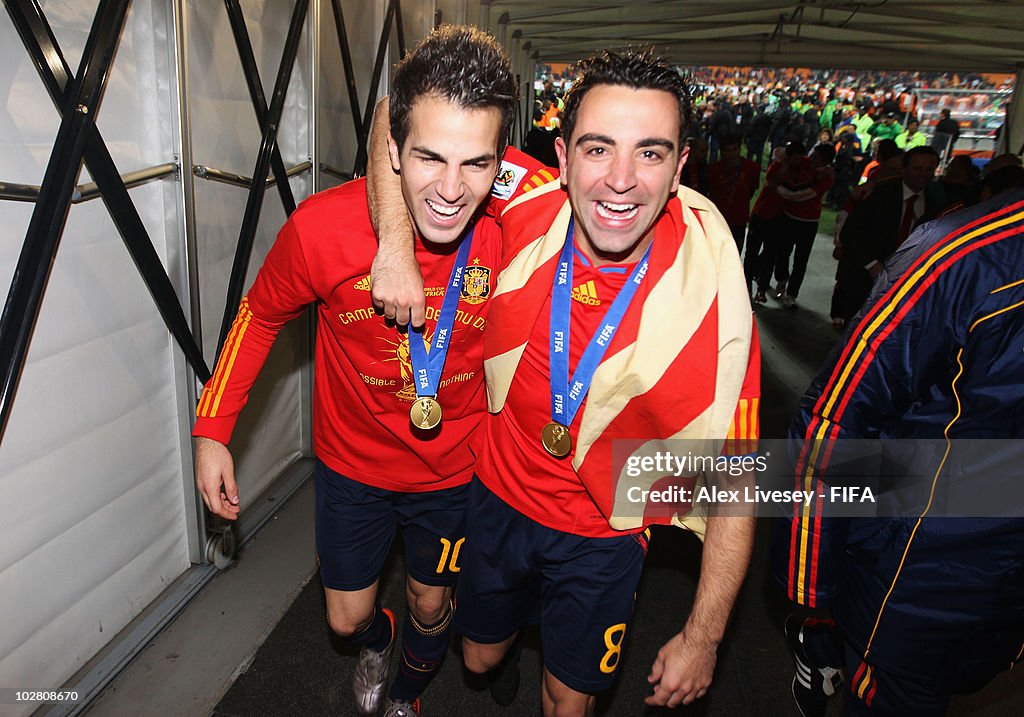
left=1, top=1, right=1022, bottom=715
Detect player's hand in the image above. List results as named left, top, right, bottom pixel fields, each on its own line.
left=195, top=436, right=240, bottom=520
left=370, top=243, right=426, bottom=328
left=645, top=629, right=717, bottom=708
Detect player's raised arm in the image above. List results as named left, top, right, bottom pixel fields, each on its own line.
left=367, top=95, right=425, bottom=328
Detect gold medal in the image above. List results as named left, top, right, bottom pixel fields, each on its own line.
left=541, top=421, right=572, bottom=457
left=410, top=396, right=442, bottom=430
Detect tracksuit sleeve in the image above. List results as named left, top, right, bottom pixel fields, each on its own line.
left=193, top=219, right=316, bottom=444
left=774, top=235, right=964, bottom=607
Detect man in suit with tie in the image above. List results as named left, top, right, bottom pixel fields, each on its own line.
left=831, top=145, right=942, bottom=323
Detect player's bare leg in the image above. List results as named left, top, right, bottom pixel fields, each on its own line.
left=462, top=634, right=519, bottom=673
left=326, top=582, right=396, bottom=715
left=542, top=669, right=596, bottom=717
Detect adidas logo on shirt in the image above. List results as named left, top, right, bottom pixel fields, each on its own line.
left=353, top=275, right=372, bottom=291
left=571, top=280, right=602, bottom=306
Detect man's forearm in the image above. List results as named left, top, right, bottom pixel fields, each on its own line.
left=683, top=488, right=755, bottom=646
left=365, top=95, right=425, bottom=325
left=366, top=95, right=414, bottom=247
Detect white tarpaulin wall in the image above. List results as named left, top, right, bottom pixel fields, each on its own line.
left=0, top=0, right=435, bottom=710
left=0, top=0, right=197, bottom=704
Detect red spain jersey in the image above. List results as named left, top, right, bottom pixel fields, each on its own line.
left=478, top=184, right=761, bottom=537
left=475, top=248, right=646, bottom=537
left=194, top=147, right=544, bottom=491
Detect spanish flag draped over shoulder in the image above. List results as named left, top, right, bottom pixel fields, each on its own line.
left=484, top=179, right=757, bottom=536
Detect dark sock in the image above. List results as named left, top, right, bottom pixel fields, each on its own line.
left=802, top=618, right=842, bottom=668
left=343, top=604, right=394, bottom=652
left=388, top=603, right=452, bottom=702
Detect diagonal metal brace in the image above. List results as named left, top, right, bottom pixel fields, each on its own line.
left=0, top=0, right=133, bottom=437
left=217, top=0, right=309, bottom=354
left=352, top=0, right=405, bottom=177
left=327, top=0, right=365, bottom=142
left=2, top=0, right=212, bottom=394
left=223, top=0, right=297, bottom=216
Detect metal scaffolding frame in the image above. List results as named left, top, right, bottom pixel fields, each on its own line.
left=0, top=0, right=211, bottom=441
left=215, top=0, right=309, bottom=353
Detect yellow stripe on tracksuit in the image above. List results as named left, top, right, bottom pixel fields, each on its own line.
left=819, top=207, right=1024, bottom=421
left=197, top=299, right=253, bottom=418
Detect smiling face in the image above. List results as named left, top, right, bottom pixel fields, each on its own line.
left=903, top=152, right=939, bottom=193
left=387, top=94, right=502, bottom=245
left=555, top=85, right=685, bottom=266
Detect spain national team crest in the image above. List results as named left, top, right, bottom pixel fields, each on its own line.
left=461, top=260, right=492, bottom=305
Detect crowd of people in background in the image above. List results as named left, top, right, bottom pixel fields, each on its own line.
left=525, top=65, right=1020, bottom=329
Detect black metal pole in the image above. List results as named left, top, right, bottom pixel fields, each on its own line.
left=0, top=0, right=132, bottom=437
left=352, top=0, right=398, bottom=176
left=217, top=0, right=309, bottom=353
left=394, top=0, right=405, bottom=57
left=223, top=0, right=297, bottom=216
left=328, top=0, right=364, bottom=141
left=4, top=0, right=211, bottom=385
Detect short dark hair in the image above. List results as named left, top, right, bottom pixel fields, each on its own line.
left=559, top=49, right=692, bottom=150
left=719, top=135, right=741, bottom=149
left=875, top=138, right=901, bottom=162
left=902, top=145, right=940, bottom=167
left=812, top=144, right=836, bottom=165
left=389, top=25, right=516, bottom=154
left=785, top=140, right=806, bottom=157
left=981, top=165, right=1024, bottom=195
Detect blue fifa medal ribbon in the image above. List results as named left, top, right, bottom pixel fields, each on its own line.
left=408, top=228, right=474, bottom=430
left=544, top=218, right=652, bottom=457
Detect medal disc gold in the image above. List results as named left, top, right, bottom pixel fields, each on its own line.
left=410, top=397, right=442, bottom=430
left=541, top=421, right=572, bottom=457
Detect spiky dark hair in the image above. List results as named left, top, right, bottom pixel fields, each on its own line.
left=560, top=49, right=692, bottom=150
left=389, top=25, right=516, bottom=153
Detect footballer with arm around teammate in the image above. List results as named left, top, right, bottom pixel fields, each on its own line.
left=368, top=50, right=759, bottom=717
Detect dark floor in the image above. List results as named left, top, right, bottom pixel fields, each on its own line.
left=214, top=239, right=1024, bottom=716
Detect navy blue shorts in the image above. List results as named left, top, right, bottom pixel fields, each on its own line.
left=314, top=460, right=469, bottom=591
left=454, top=477, right=649, bottom=694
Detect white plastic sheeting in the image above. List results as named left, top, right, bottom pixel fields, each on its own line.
left=0, top=0, right=401, bottom=710
left=0, top=0, right=192, bottom=706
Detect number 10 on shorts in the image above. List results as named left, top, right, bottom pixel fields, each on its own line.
left=436, top=537, right=464, bottom=573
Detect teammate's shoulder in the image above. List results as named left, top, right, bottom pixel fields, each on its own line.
left=675, top=184, right=720, bottom=215
left=283, top=178, right=373, bottom=250
left=491, top=146, right=558, bottom=204
left=293, top=178, right=369, bottom=220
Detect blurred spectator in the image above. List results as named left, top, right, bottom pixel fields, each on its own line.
left=708, top=135, right=761, bottom=253
left=746, top=105, right=773, bottom=165
left=930, top=108, right=960, bottom=161
left=868, top=113, right=902, bottom=143
left=895, top=118, right=927, bottom=149
left=680, top=136, right=710, bottom=196
left=525, top=107, right=559, bottom=167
